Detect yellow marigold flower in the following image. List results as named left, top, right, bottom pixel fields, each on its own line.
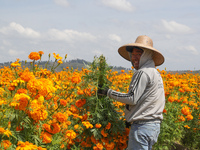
left=82, top=121, right=93, bottom=129
left=16, top=141, right=38, bottom=150
left=0, top=99, right=6, bottom=105
left=11, top=60, right=21, bottom=67
left=3, top=129, right=12, bottom=137
left=1, top=140, right=12, bottom=149
left=28, top=52, right=41, bottom=60
left=74, top=124, right=79, bottom=130
left=53, top=53, right=62, bottom=60
left=58, top=59, right=63, bottom=64
left=186, top=114, right=193, bottom=121
left=65, top=130, right=76, bottom=140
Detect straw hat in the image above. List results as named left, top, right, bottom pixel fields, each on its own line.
left=118, top=35, right=165, bottom=66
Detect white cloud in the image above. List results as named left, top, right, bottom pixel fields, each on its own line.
left=185, top=45, right=199, bottom=55
left=0, top=22, right=40, bottom=38
left=47, top=28, right=96, bottom=42
left=53, top=0, right=69, bottom=7
left=161, top=19, right=192, bottom=34
left=108, top=34, right=121, bottom=42
left=101, top=0, right=134, bottom=12
left=9, top=49, right=25, bottom=56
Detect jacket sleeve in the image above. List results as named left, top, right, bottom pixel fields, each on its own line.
left=107, top=71, right=149, bottom=105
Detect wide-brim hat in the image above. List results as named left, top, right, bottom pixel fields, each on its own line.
left=118, top=35, right=165, bottom=66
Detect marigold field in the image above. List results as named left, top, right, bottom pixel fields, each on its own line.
left=0, top=52, right=199, bottom=150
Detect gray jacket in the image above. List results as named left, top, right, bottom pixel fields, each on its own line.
left=107, top=49, right=165, bottom=123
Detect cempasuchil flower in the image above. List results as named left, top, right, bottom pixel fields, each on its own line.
left=28, top=52, right=41, bottom=60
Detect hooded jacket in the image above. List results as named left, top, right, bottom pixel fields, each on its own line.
left=107, top=49, right=165, bottom=123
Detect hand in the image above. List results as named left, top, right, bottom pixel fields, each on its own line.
left=97, top=84, right=109, bottom=96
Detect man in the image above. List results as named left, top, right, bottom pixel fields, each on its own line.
left=98, top=35, right=165, bottom=150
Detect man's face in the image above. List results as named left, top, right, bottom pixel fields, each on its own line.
left=131, top=47, right=144, bottom=70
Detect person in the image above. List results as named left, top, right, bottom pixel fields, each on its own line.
left=98, top=35, right=165, bottom=150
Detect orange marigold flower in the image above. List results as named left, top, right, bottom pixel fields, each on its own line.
left=181, top=106, right=191, bottom=116
left=93, top=143, right=104, bottom=150
left=1, top=140, right=12, bottom=149
left=38, top=51, right=44, bottom=55
left=104, top=142, right=115, bottom=150
left=75, top=99, right=86, bottom=108
left=65, top=130, right=76, bottom=139
left=101, top=129, right=108, bottom=137
left=40, top=132, right=52, bottom=144
left=60, top=99, right=68, bottom=106
left=186, top=114, right=193, bottom=121
left=28, top=101, right=48, bottom=121
left=28, top=52, right=41, bottom=60
left=168, top=96, right=175, bottom=103
left=53, top=112, right=68, bottom=123
left=12, top=93, right=30, bottom=111
left=163, top=109, right=167, bottom=113
left=105, top=122, right=111, bottom=130
left=43, top=123, right=61, bottom=134
left=20, top=70, right=35, bottom=82
left=71, top=72, right=81, bottom=84
left=17, top=88, right=27, bottom=94
left=178, top=115, right=185, bottom=122
left=95, top=123, right=102, bottom=129
left=16, top=125, right=24, bottom=131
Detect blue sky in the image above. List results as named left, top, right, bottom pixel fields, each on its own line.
left=0, top=0, right=200, bottom=71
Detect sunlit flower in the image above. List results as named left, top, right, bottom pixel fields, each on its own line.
left=28, top=52, right=41, bottom=60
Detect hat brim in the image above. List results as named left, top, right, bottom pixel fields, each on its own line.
left=118, top=43, right=165, bottom=66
